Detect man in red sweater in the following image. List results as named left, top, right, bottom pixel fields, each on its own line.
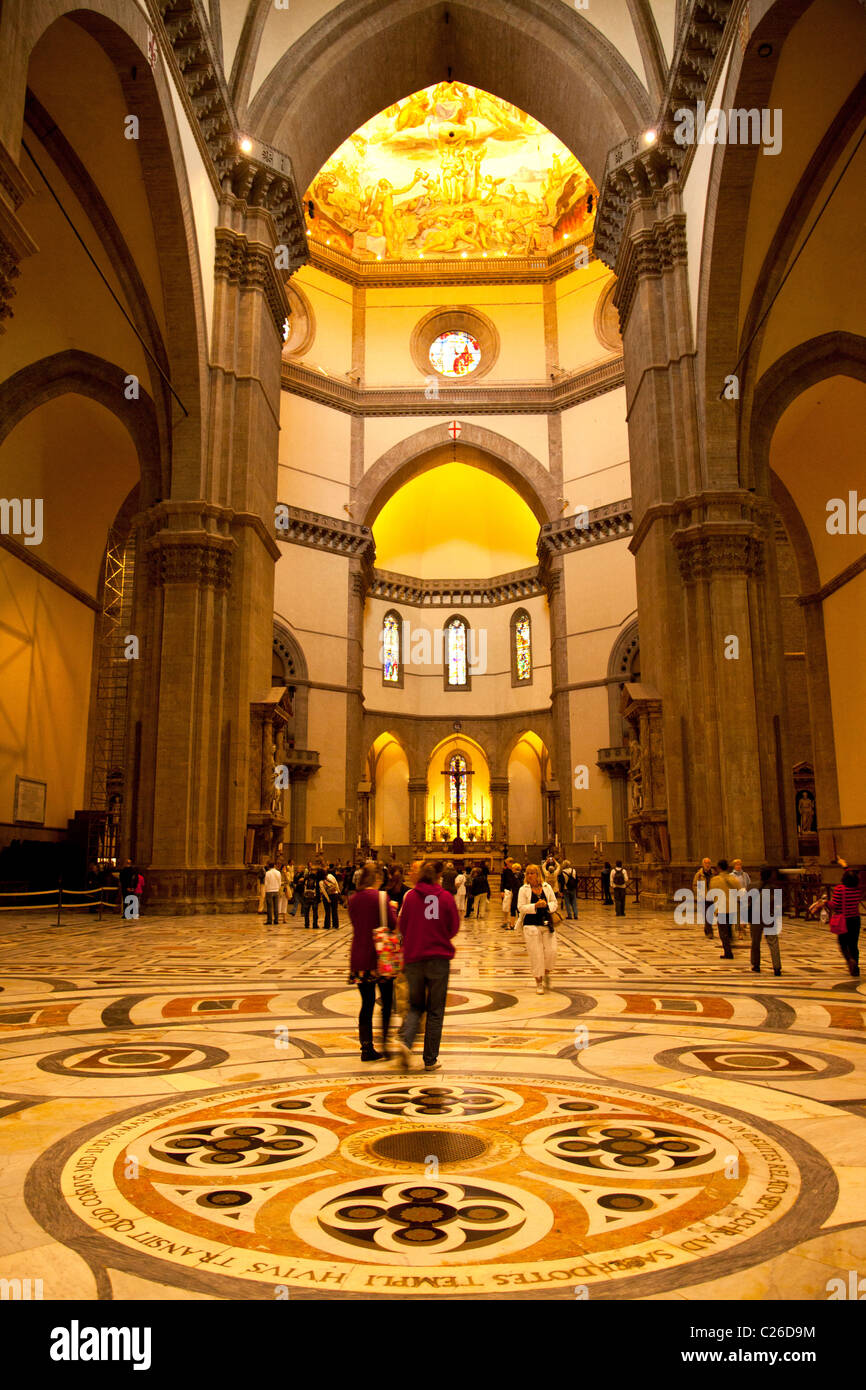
left=396, top=860, right=461, bottom=1071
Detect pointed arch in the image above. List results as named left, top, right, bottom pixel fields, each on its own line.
left=247, top=0, right=653, bottom=192
left=357, top=423, right=558, bottom=528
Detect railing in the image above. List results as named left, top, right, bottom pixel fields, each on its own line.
left=0, top=884, right=118, bottom=924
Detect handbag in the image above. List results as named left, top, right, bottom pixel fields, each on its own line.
left=829, top=911, right=846, bottom=935
left=373, top=890, right=403, bottom=976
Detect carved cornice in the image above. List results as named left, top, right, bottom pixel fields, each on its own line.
left=151, top=2, right=306, bottom=265
left=275, top=501, right=634, bottom=597
left=275, top=505, right=374, bottom=560
left=538, top=500, right=634, bottom=558
left=214, top=226, right=290, bottom=337
left=280, top=356, right=625, bottom=417
left=672, top=523, right=765, bottom=582
left=369, top=567, right=545, bottom=609
left=629, top=488, right=775, bottom=554
left=595, top=0, right=737, bottom=272
left=306, top=235, right=595, bottom=288
left=612, top=213, right=688, bottom=331
left=144, top=531, right=235, bottom=588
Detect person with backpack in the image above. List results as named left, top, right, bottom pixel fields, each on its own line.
left=472, top=862, right=491, bottom=919
left=499, top=857, right=516, bottom=928
left=301, top=862, right=321, bottom=929
left=396, top=860, right=461, bottom=1072
left=709, top=858, right=741, bottom=959
left=611, top=860, right=628, bottom=915
left=348, top=861, right=397, bottom=1060
left=321, top=866, right=341, bottom=929
left=558, top=860, right=578, bottom=919
left=600, top=860, right=614, bottom=905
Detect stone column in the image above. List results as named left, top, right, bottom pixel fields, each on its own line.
left=130, top=178, right=302, bottom=911
left=597, top=141, right=795, bottom=874
left=543, top=556, right=574, bottom=853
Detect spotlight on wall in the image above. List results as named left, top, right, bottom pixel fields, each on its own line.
left=642, top=128, right=657, bottom=145
left=239, top=135, right=253, bottom=154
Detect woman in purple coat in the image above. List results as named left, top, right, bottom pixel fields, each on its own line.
left=348, top=861, right=397, bottom=1060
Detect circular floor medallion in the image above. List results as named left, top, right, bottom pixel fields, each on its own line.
left=38, top=1073, right=825, bottom=1298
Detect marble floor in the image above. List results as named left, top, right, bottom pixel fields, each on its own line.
left=0, top=902, right=863, bottom=1301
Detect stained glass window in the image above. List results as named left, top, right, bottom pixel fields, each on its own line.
left=515, top=613, right=531, bottom=682
left=382, top=612, right=400, bottom=683
left=429, top=331, right=482, bottom=378
left=449, top=753, right=467, bottom=824
left=447, top=618, right=467, bottom=686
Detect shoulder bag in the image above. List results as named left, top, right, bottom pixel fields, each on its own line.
left=373, top=890, right=404, bottom=976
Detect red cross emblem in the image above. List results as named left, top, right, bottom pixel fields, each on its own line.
left=447, top=420, right=462, bottom=440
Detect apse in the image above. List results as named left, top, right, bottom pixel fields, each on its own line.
left=373, top=460, right=539, bottom=578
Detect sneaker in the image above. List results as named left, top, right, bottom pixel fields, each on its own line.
left=395, top=1040, right=413, bottom=1071
left=424, top=1061, right=442, bottom=1072
left=536, top=984, right=544, bottom=995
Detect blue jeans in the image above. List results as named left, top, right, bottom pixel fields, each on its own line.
left=399, top=957, right=450, bottom=1066
left=265, top=892, right=279, bottom=925
left=563, top=890, right=578, bottom=919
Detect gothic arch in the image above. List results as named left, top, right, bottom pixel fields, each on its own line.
left=749, top=332, right=866, bottom=496
left=245, top=0, right=653, bottom=191
left=0, top=350, right=164, bottom=501
left=356, top=423, right=559, bottom=528
left=2, top=1, right=208, bottom=485
left=273, top=620, right=310, bottom=752
left=695, top=0, right=861, bottom=487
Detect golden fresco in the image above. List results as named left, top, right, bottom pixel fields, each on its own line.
left=304, top=83, right=597, bottom=262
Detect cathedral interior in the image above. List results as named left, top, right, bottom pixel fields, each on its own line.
left=0, top=0, right=864, bottom=1325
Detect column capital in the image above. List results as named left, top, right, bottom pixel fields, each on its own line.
left=671, top=522, right=766, bottom=583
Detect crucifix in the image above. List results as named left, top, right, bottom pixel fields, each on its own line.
left=442, top=759, right=473, bottom=843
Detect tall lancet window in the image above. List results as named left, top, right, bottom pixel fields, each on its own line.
left=445, top=616, right=470, bottom=690
left=381, top=610, right=403, bottom=688
left=511, top=609, right=532, bottom=685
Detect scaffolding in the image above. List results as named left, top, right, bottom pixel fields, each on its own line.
left=86, top=528, right=135, bottom=869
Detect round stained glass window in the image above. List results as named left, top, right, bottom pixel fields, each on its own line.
left=428, top=331, right=482, bottom=378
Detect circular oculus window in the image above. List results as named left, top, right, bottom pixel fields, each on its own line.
left=428, top=330, right=482, bottom=378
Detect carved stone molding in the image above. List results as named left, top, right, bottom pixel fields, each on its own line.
left=595, top=0, right=737, bottom=271
left=672, top=524, right=766, bottom=582
left=369, top=567, right=544, bottom=609
left=538, top=500, right=633, bottom=558
left=275, top=505, right=374, bottom=561
left=151, top=1, right=307, bottom=265
left=214, top=226, right=290, bottom=337
left=280, top=355, right=625, bottom=417
left=144, top=532, right=235, bottom=589
left=612, top=212, right=688, bottom=331
left=307, top=235, right=594, bottom=288
left=0, top=144, right=38, bottom=333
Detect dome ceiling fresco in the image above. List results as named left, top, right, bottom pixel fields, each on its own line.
left=303, top=82, right=598, bottom=263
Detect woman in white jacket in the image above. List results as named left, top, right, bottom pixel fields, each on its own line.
left=517, top=863, right=558, bottom=994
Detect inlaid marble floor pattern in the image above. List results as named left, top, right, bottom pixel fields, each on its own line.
left=0, top=904, right=863, bottom=1300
